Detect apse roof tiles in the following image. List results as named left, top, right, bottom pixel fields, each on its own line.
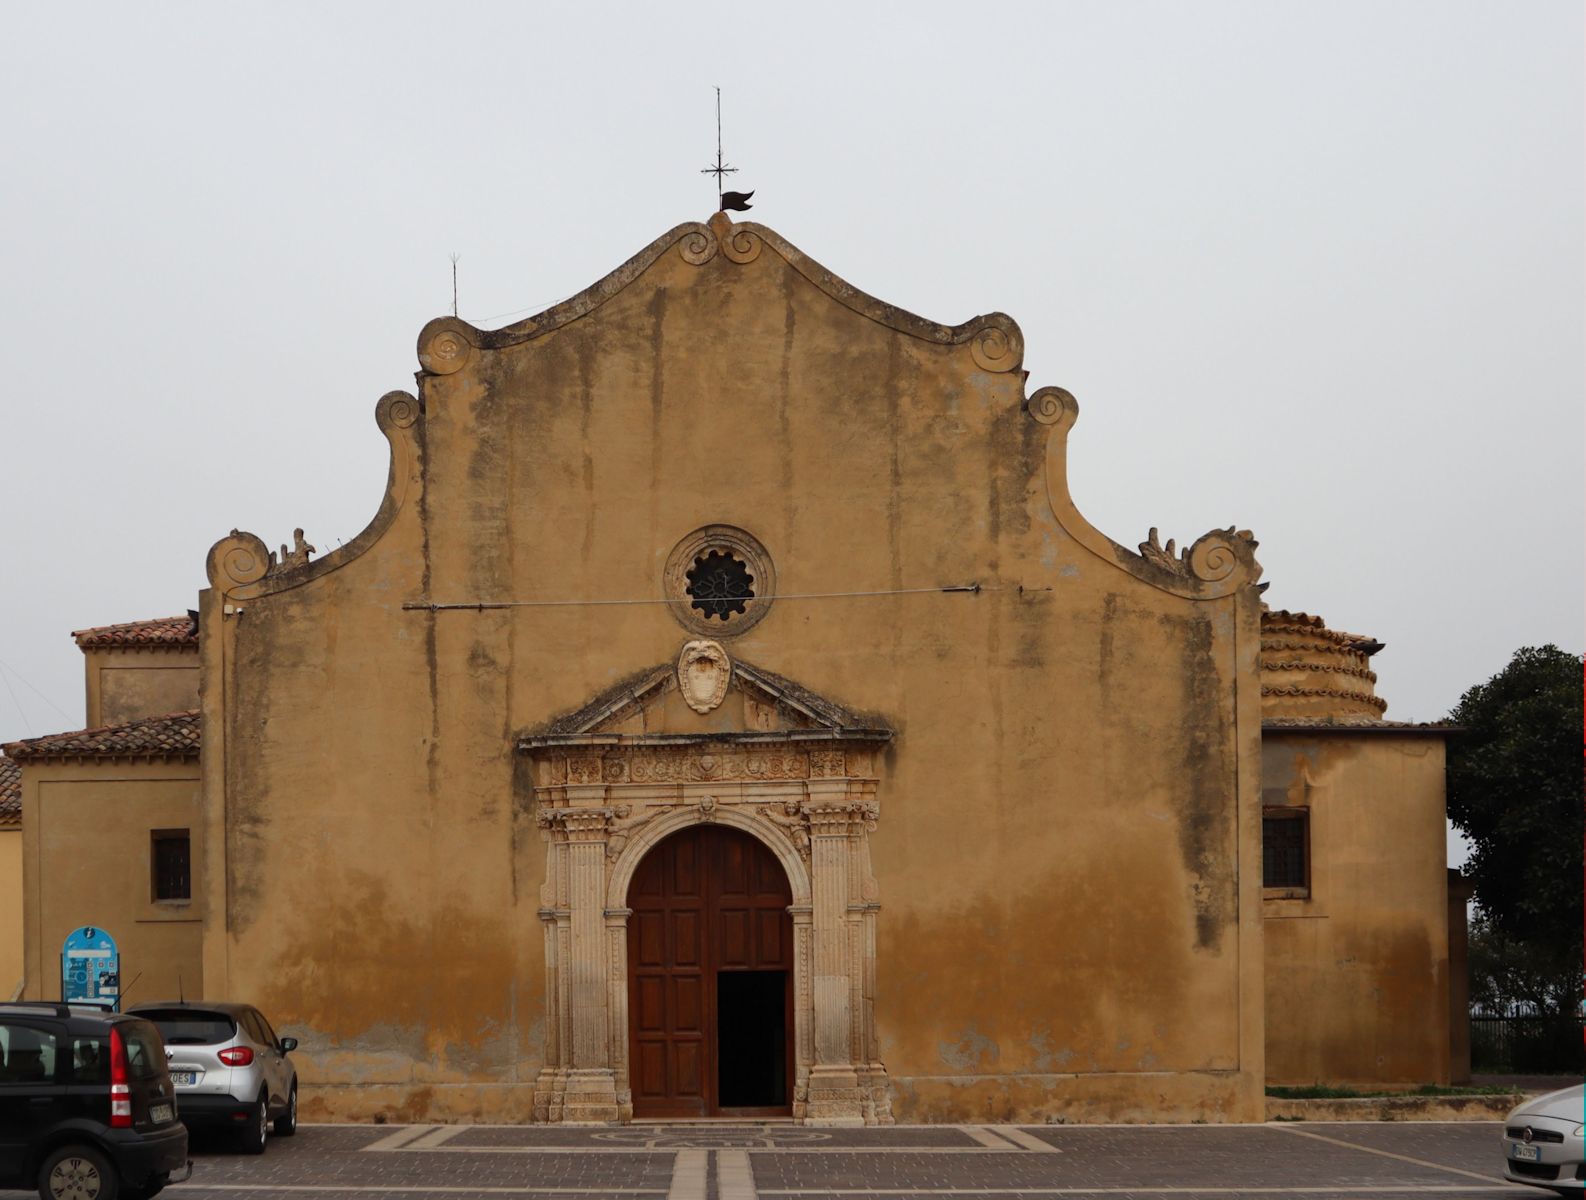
left=0, top=758, right=18, bottom=826
left=71, top=614, right=198, bottom=648
left=1, top=710, right=201, bottom=762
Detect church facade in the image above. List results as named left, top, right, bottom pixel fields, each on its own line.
left=4, top=213, right=1459, bottom=1124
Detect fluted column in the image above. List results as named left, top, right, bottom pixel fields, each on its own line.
left=549, top=808, right=620, bottom=1122
left=803, top=790, right=866, bottom=1125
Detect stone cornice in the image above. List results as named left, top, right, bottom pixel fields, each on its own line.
left=520, top=729, right=892, bottom=753
left=416, top=212, right=1024, bottom=379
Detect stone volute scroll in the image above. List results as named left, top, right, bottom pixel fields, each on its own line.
left=678, top=640, right=731, bottom=714
left=1027, top=385, right=1263, bottom=600
left=206, top=390, right=423, bottom=602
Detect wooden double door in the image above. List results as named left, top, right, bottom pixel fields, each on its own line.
left=627, top=825, right=794, bottom=1117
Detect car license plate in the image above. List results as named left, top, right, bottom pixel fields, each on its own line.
left=1511, top=1142, right=1542, bottom=1162
left=170, top=1070, right=196, bottom=1086
left=151, top=1102, right=175, bottom=1124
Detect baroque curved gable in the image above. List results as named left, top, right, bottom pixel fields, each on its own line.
left=206, top=211, right=1260, bottom=605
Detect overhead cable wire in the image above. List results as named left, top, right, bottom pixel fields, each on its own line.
left=403, top=582, right=989, bottom=613
left=0, top=656, right=76, bottom=724
left=0, top=664, right=30, bottom=735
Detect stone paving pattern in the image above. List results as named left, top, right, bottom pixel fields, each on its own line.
left=0, top=1121, right=1540, bottom=1200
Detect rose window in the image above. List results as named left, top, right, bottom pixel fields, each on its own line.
left=686, top=551, right=755, bottom=622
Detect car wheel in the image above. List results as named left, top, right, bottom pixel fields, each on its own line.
left=274, top=1080, right=298, bottom=1136
left=37, top=1143, right=120, bottom=1200
left=238, top=1091, right=269, bottom=1155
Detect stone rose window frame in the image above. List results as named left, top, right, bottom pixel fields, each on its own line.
left=517, top=662, right=893, bottom=1127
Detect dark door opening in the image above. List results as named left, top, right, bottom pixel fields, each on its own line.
left=717, top=970, right=788, bottom=1110
left=628, top=825, right=793, bottom=1118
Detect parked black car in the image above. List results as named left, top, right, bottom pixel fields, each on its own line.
left=0, top=1002, right=190, bottom=1200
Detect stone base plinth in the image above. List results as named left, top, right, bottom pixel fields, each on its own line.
left=533, top=1067, right=626, bottom=1124
left=803, top=1064, right=884, bottom=1126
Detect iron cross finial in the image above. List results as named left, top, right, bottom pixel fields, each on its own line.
left=701, top=87, right=753, bottom=212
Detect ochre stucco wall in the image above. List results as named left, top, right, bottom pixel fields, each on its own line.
left=201, top=217, right=1266, bottom=1124
left=85, top=647, right=199, bottom=727
left=20, top=762, right=204, bottom=1006
left=0, top=828, right=21, bottom=998
left=1262, top=732, right=1450, bottom=1085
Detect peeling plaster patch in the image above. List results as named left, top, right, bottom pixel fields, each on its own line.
left=520, top=1017, right=545, bottom=1061
left=1027, top=1026, right=1055, bottom=1071
left=435, top=1015, right=519, bottom=1077
left=291, top=1023, right=430, bottom=1085
left=1060, top=564, right=1079, bottom=578
left=938, top=1022, right=1000, bottom=1071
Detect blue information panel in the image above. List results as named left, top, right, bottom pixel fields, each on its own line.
left=62, top=926, right=120, bottom=1011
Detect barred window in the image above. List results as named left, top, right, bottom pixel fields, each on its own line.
left=685, top=550, right=755, bottom=622
left=1262, top=810, right=1308, bottom=891
left=151, top=829, right=191, bottom=901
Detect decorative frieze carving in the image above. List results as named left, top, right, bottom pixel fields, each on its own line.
left=809, top=749, right=846, bottom=778
left=612, top=746, right=811, bottom=783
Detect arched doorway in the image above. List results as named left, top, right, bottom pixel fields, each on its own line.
left=627, top=824, right=794, bottom=1118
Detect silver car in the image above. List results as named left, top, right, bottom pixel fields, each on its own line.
left=1503, top=1083, right=1585, bottom=1192
left=128, top=1002, right=298, bottom=1154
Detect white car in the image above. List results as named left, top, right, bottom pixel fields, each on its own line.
left=1504, top=1083, right=1585, bottom=1192
left=127, top=1002, right=297, bottom=1155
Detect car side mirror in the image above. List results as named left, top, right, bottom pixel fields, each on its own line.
left=279, top=1037, right=298, bottom=1053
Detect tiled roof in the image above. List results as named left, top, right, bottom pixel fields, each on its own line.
left=1, top=711, right=200, bottom=762
left=0, top=758, right=18, bottom=826
left=72, top=615, right=198, bottom=648
left=1262, top=716, right=1455, bottom=735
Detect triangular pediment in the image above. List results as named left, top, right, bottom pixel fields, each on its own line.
left=518, top=656, right=891, bottom=753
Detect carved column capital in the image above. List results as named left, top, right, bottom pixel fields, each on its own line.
left=538, top=807, right=617, bottom=843
left=806, top=800, right=879, bottom=837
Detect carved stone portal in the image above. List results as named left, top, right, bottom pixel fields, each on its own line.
left=519, top=659, right=893, bottom=1125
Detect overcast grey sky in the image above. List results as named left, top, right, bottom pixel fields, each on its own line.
left=2, top=2, right=1580, bottom=826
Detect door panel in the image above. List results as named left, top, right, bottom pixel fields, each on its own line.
left=626, top=825, right=792, bottom=1117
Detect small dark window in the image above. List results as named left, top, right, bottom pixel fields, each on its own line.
left=1262, top=809, right=1308, bottom=890
left=136, top=1009, right=235, bottom=1046
left=151, top=830, right=191, bottom=901
left=685, top=550, right=754, bottom=622
left=67, top=1036, right=108, bottom=1084
left=0, top=1023, right=58, bottom=1083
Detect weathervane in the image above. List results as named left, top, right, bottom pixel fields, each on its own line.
left=701, top=87, right=754, bottom=213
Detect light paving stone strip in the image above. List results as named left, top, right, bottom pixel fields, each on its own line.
left=665, top=1148, right=708, bottom=1200
left=717, top=1148, right=758, bottom=1200
left=959, top=1126, right=1022, bottom=1150
left=358, top=1124, right=439, bottom=1151
left=989, top=1124, right=1061, bottom=1151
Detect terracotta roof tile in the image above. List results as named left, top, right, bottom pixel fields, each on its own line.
left=1262, top=716, right=1456, bottom=735
left=1, top=711, right=200, bottom=762
left=72, top=615, right=198, bottom=648
left=0, top=758, right=18, bottom=826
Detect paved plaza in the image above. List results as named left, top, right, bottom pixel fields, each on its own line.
left=3, top=1120, right=1546, bottom=1200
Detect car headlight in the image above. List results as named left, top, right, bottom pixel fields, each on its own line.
left=1575, top=1124, right=1584, bottom=1137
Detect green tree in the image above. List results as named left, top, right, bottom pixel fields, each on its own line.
left=1447, top=644, right=1583, bottom=1015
